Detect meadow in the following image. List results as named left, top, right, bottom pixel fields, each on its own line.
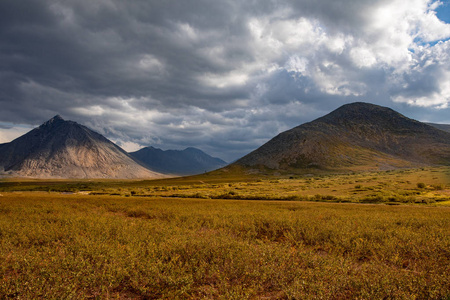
left=2, top=166, right=449, bottom=205
left=1, top=167, right=449, bottom=299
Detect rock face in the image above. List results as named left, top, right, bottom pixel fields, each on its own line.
left=130, top=146, right=227, bottom=175
left=0, top=115, right=165, bottom=179
left=235, top=102, right=450, bottom=171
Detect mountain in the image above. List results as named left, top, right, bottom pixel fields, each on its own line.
left=428, top=123, right=450, bottom=133
left=234, top=102, right=450, bottom=172
left=0, top=115, right=165, bottom=179
left=129, top=146, right=227, bottom=175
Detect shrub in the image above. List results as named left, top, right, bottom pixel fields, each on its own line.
left=432, top=184, right=444, bottom=190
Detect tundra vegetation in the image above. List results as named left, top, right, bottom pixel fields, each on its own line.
left=0, top=167, right=449, bottom=299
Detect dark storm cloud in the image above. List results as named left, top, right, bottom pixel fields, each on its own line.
left=1, top=0, right=450, bottom=161
left=290, top=0, right=379, bottom=31
left=0, top=1, right=258, bottom=117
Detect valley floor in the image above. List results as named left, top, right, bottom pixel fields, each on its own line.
left=0, top=167, right=449, bottom=299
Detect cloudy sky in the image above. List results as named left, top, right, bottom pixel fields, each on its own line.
left=1, top=0, right=450, bottom=162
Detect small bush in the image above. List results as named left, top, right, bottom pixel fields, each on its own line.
left=417, top=183, right=426, bottom=189
left=432, top=184, right=444, bottom=190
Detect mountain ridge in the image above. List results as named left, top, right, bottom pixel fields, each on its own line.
left=234, top=102, right=450, bottom=172
left=129, top=146, right=227, bottom=175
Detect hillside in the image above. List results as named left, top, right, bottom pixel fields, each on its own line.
left=0, top=116, right=165, bottom=179
left=234, top=102, right=450, bottom=172
left=129, top=146, right=227, bottom=175
left=428, top=123, right=450, bottom=133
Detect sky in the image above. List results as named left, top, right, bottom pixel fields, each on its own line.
left=1, top=0, right=450, bottom=162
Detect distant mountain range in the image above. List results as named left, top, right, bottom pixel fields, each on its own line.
left=129, top=146, right=227, bottom=175
left=234, top=102, right=450, bottom=172
left=0, top=116, right=165, bottom=179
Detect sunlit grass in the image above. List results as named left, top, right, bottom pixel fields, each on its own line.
left=1, top=167, right=449, bottom=298
left=1, top=192, right=450, bottom=299
left=2, top=167, right=450, bottom=205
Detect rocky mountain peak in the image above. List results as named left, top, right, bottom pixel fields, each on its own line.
left=316, top=102, right=410, bottom=126
left=40, top=114, right=65, bottom=128
left=0, top=115, right=165, bottom=179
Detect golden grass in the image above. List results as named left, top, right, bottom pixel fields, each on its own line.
left=2, top=167, right=449, bottom=205
left=0, top=194, right=449, bottom=298
left=0, top=167, right=449, bottom=298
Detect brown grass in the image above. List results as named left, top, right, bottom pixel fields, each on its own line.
left=1, top=167, right=449, bottom=298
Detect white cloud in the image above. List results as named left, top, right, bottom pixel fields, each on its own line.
left=350, top=47, right=377, bottom=68
left=71, top=106, right=105, bottom=116
left=198, top=71, right=249, bottom=89
left=391, top=38, right=450, bottom=108
left=326, top=34, right=352, bottom=54
left=285, top=56, right=308, bottom=74
left=394, top=67, right=450, bottom=108
left=115, top=141, right=142, bottom=152
left=138, top=54, right=165, bottom=72
left=0, top=126, right=33, bottom=144
left=175, top=22, right=199, bottom=42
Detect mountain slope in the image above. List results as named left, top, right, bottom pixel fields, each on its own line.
left=428, top=123, right=450, bottom=133
left=129, top=146, right=227, bottom=175
left=234, top=102, right=450, bottom=172
left=0, top=115, right=165, bottom=179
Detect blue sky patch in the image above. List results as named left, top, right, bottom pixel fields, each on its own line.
left=435, top=0, right=450, bottom=23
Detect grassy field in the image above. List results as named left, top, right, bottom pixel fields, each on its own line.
left=2, top=166, right=449, bottom=204
left=1, top=167, right=450, bottom=299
